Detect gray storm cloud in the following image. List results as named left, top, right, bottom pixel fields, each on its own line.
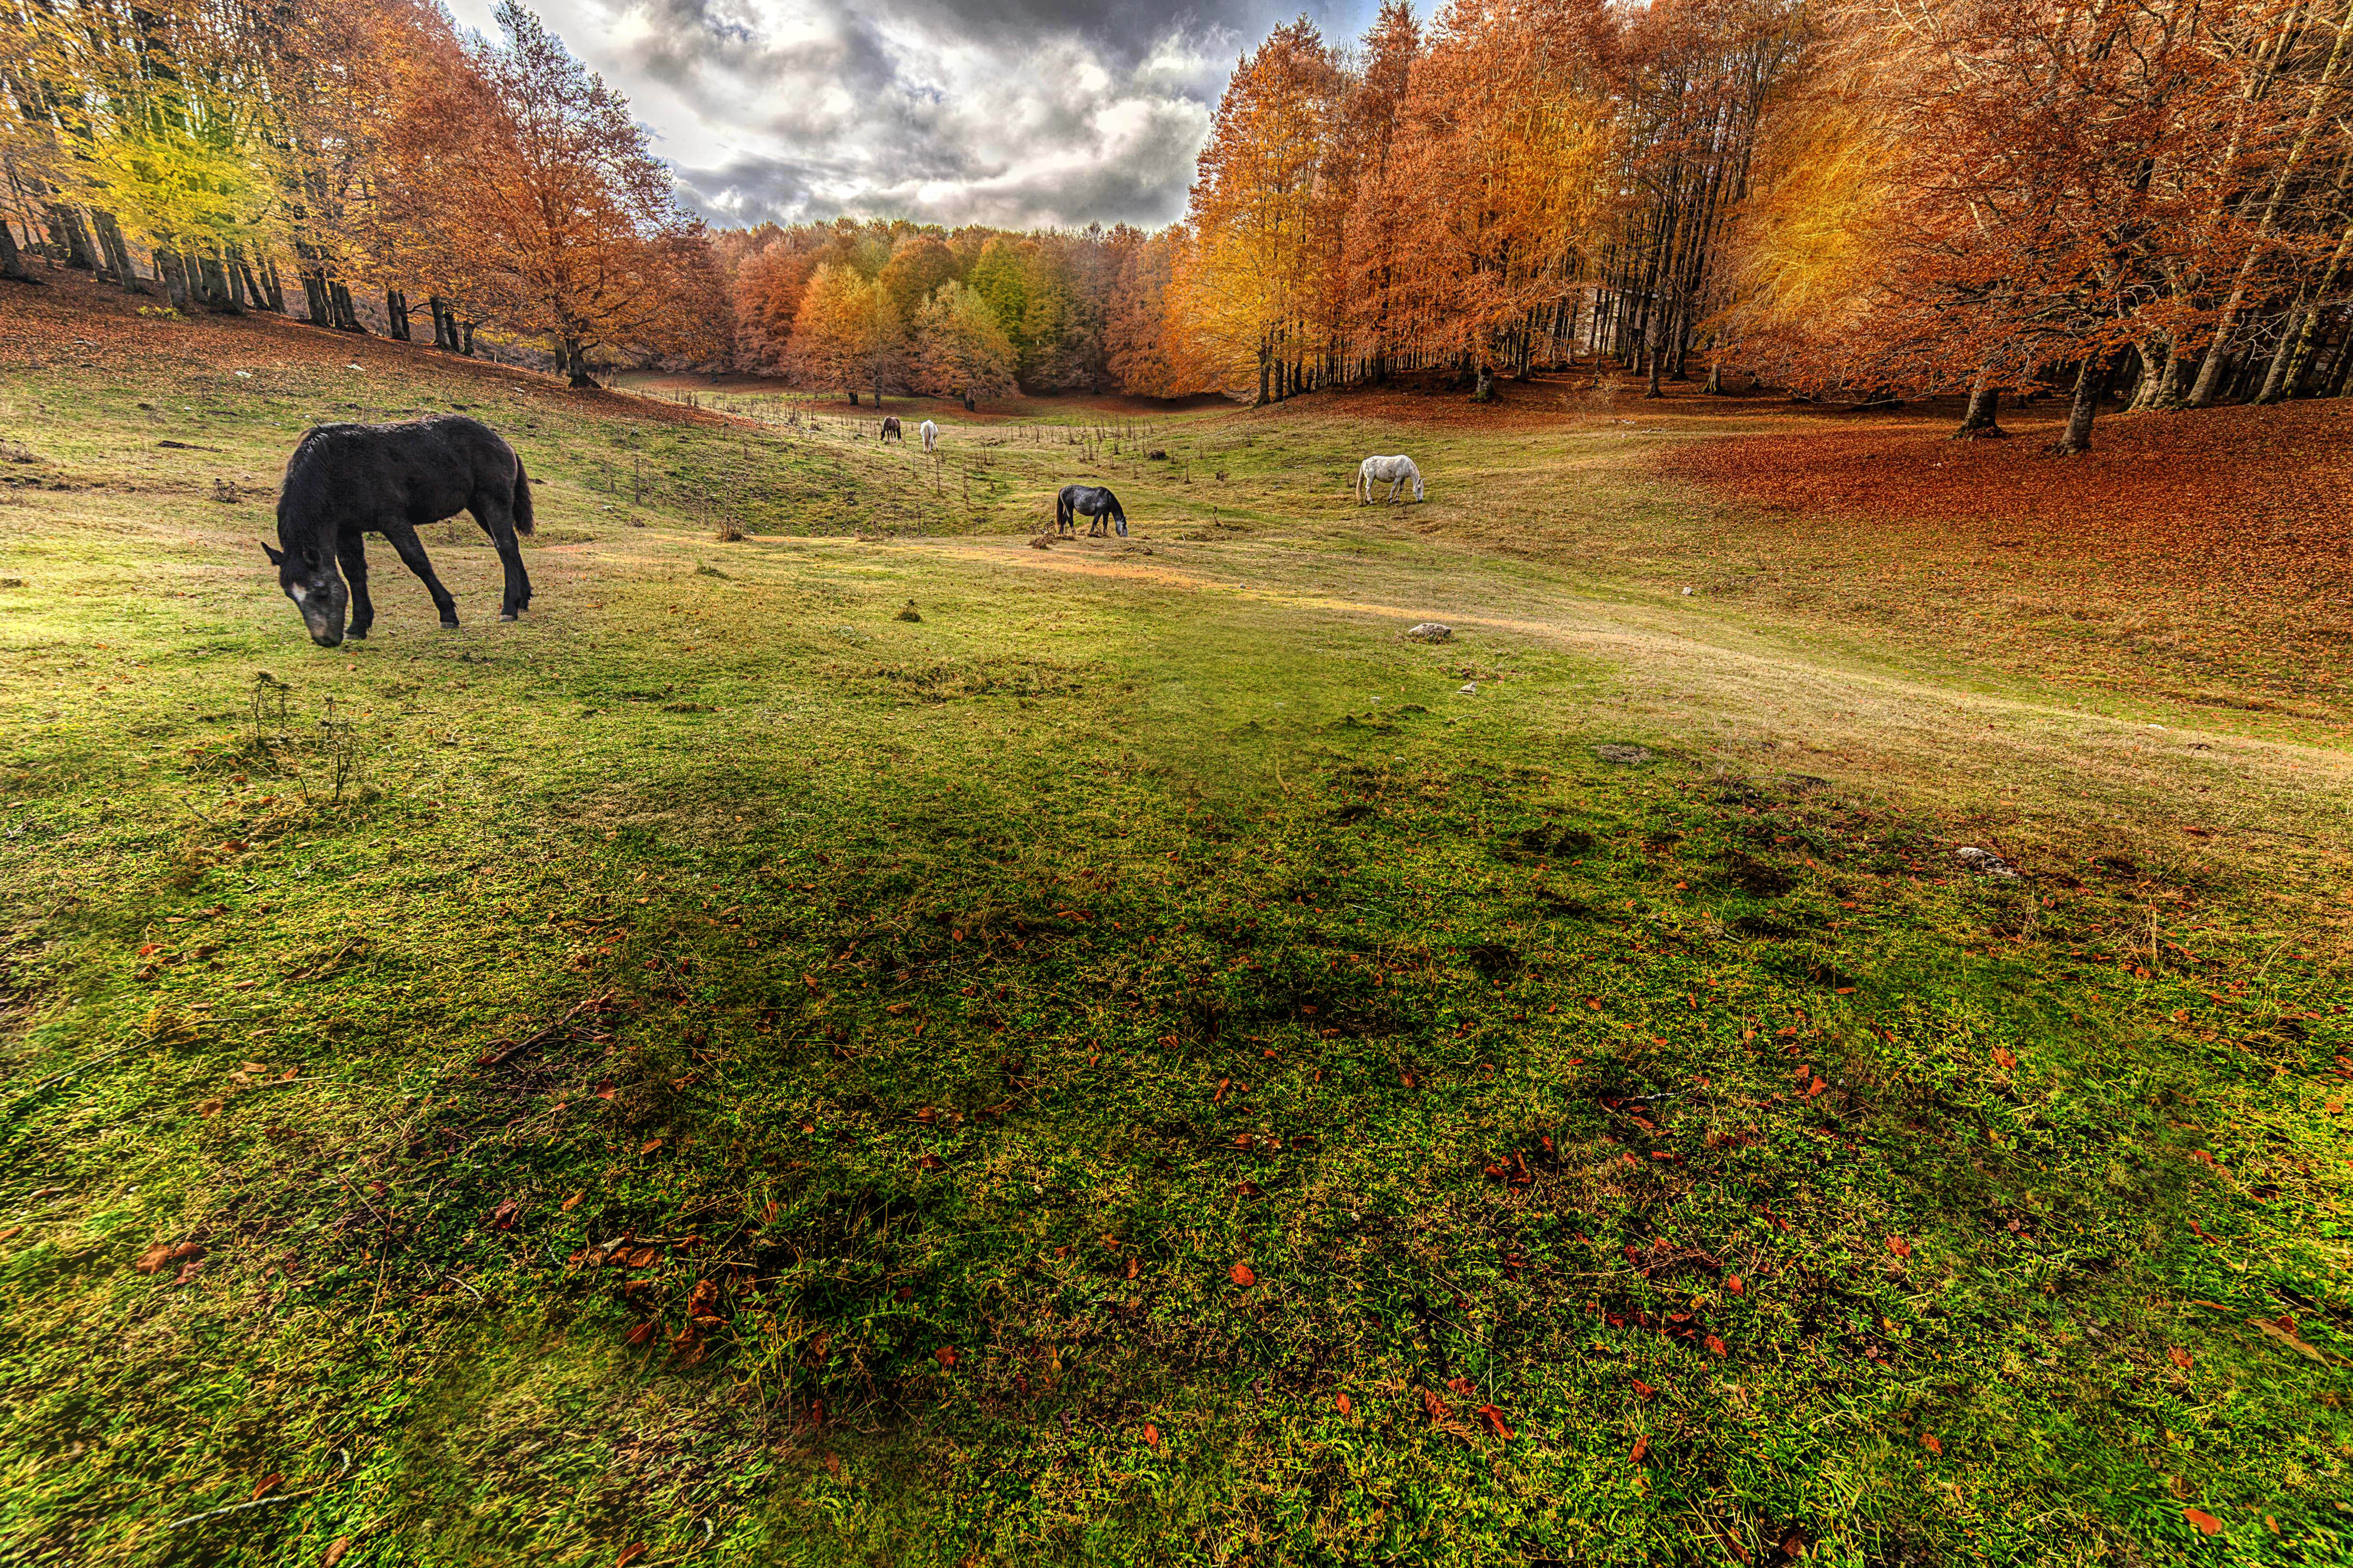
left=450, top=0, right=1362, bottom=229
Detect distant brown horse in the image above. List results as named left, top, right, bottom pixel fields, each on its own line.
left=880, top=415, right=904, bottom=444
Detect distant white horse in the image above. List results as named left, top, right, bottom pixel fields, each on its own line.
left=919, top=419, right=938, bottom=453
left=1357, top=455, right=1424, bottom=504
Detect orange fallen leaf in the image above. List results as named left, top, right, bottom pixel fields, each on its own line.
left=1141, top=1422, right=1160, bottom=1448
left=249, top=1472, right=284, bottom=1500
left=625, top=1322, right=656, bottom=1346
left=322, top=1538, right=352, bottom=1568
left=616, top=1545, right=648, bottom=1568
left=1725, top=1274, right=1744, bottom=1295
left=2184, top=1507, right=2222, bottom=1537
left=2168, top=1346, right=2193, bottom=1370
left=1920, top=1432, right=1942, bottom=1455
left=1475, top=1404, right=1515, bottom=1440
left=1993, top=1048, right=2016, bottom=1069
left=486, top=1199, right=520, bottom=1230
left=0, top=1226, right=21, bottom=1246
left=1229, top=1262, right=1256, bottom=1287
left=935, top=1346, right=958, bottom=1367
left=1630, top=1434, right=1649, bottom=1463
left=640, top=1138, right=662, bottom=1155
left=1887, top=1235, right=1913, bottom=1259
left=1335, top=1391, right=1352, bottom=1416
left=1420, top=1388, right=1451, bottom=1422
left=1706, top=1335, right=1727, bottom=1356
left=1631, top=1376, right=1656, bottom=1399
left=561, top=1191, right=584, bottom=1212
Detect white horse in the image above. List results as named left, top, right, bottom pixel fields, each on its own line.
left=919, top=419, right=939, bottom=453
left=1357, top=455, right=1424, bottom=504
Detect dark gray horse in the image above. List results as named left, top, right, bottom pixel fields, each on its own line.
left=264, top=416, right=534, bottom=648
left=1055, top=484, right=1127, bottom=538
left=880, top=415, right=904, bottom=444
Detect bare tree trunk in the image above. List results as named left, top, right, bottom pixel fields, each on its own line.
left=155, top=248, right=194, bottom=312
left=0, top=218, right=33, bottom=284
left=2047, top=354, right=2107, bottom=455
left=88, top=210, right=143, bottom=291
left=1954, top=369, right=2008, bottom=437
left=46, top=204, right=96, bottom=270
left=195, top=253, right=240, bottom=312
left=386, top=288, right=410, bottom=342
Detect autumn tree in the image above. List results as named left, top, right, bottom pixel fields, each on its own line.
left=789, top=260, right=892, bottom=401
left=911, top=279, right=1017, bottom=397
left=1175, top=20, right=1345, bottom=402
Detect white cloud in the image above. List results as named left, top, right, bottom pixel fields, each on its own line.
left=448, top=0, right=1375, bottom=230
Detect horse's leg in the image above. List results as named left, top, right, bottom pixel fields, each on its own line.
left=336, top=526, right=375, bottom=639
left=469, top=493, right=533, bottom=620
left=379, top=521, right=461, bottom=628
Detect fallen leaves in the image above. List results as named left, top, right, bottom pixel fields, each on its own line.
left=249, top=1472, right=284, bottom=1500
left=1706, top=1335, right=1727, bottom=1357
left=321, top=1539, right=351, bottom=1568
left=686, top=1278, right=723, bottom=1323
left=486, top=1199, right=520, bottom=1231
left=2184, top=1507, right=2223, bottom=1537
left=1140, top=1422, right=1160, bottom=1449
left=561, top=1191, right=584, bottom=1212
left=1475, top=1404, right=1515, bottom=1440
left=616, top=1544, right=649, bottom=1568
left=1335, top=1392, right=1352, bottom=1416
left=1229, top=1262, right=1256, bottom=1287
left=1631, top=1377, right=1657, bottom=1399
left=625, top=1322, right=657, bottom=1347
left=1920, top=1432, right=1943, bottom=1456
left=1630, top=1434, right=1649, bottom=1463
left=2248, top=1316, right=2330, bottom=1363
left=935, top=1346, right=959, bottom=1368
left=2168, top=1345, right=2193, bottom=1370
left=1886, top=1235, right=1913, bottom=1260
left=135, top=1240, right=204, bottom=1283
left=1993, top=1047, right=2017, bottom=1070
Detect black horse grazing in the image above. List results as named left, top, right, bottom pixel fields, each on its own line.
left=879, top=415, right=904, bottom=444
left=264, top=416, right=534, bottom=648
left=1056, top=484, right=1128, bottom=538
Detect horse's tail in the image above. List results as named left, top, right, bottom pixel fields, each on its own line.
left=511, top=447, right=536, bottom=534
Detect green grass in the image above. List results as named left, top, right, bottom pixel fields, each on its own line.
left=2, top=301, right=2350, bottom=1566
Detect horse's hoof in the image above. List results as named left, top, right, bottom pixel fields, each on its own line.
left=440, top=618, right=459, bottom=630
left=499, top=612, right=518, bottom=622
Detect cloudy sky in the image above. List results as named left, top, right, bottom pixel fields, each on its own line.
left=444, top=0, right=1376, bottom=232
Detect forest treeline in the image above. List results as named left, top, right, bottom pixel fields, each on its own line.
left=9, top=0, right=2353, bottom=449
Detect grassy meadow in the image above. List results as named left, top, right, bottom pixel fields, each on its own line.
left=2, top=283, right=2350, bottom=1567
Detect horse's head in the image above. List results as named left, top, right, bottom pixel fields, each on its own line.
left=263, top=540, right=348, bottom=648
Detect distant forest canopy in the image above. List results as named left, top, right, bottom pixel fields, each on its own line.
left=9, top=0, right=2353, bottom=444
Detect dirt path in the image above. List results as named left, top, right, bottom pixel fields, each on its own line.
left=856, top=533, right=2353, bottom=895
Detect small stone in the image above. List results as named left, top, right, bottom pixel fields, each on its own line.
left=1956, top=846, right=2020, bottom=879
left=1405, top=622, right=1453, bottom=642
left=1594, top=743, right=1655, bottom=765
left=1458, top=683, right=1478, bottom=696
